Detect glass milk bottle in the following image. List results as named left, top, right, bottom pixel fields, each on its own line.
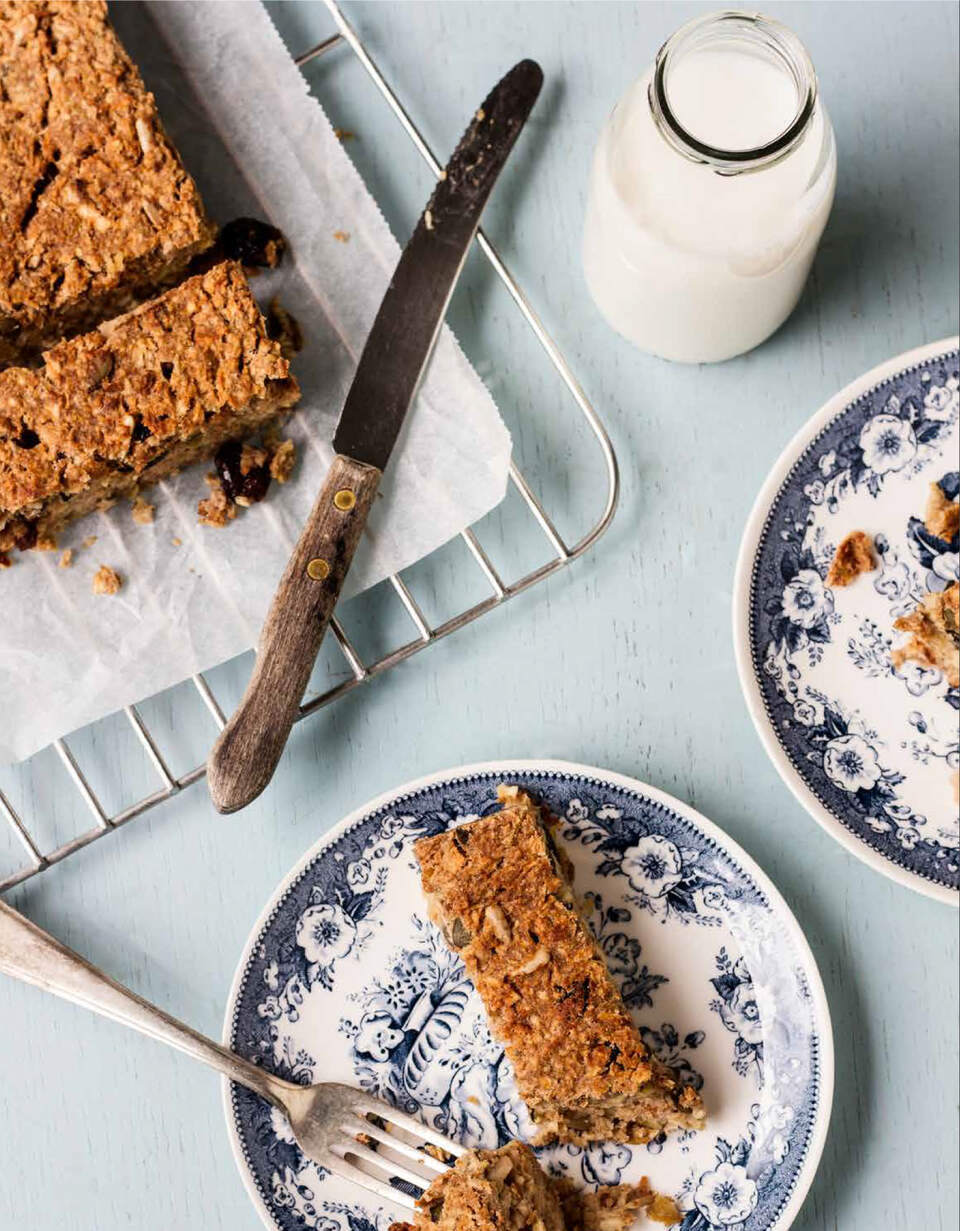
left=582, top=11, right=837, bottom=364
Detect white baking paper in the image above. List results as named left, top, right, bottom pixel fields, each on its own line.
left=0, top=1, right=511, bottom=763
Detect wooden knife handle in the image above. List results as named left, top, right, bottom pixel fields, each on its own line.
left=206, top=454, right=381, bottom=814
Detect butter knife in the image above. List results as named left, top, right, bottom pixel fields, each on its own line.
left=207, top=60, right=543, bottom=813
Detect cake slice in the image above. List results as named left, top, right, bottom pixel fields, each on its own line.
left=414, top=787, right=706, bottom=1147
left=393, top=1142, right=679, bottom=1231
left=0, top=0, right=216, bottom=366
left=0, top=261, right=299, bottom=553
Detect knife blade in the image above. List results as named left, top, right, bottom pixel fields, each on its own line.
left=206, top=60, right=543, bottom=814
left=334, top=57, right=543, bottom=469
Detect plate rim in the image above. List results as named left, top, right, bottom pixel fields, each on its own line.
left=221, top=757, right=835, bottom=1231
left=732, top=336, right=960, bottom=907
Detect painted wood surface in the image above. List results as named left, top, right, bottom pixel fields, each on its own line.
left=0, top=3, right=957, bottom=1228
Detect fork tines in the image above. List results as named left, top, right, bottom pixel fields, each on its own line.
left=324, top=1089, right=464, bottom=1212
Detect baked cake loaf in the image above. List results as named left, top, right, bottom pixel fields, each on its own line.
left=393, top=1143, right=680, bottom=1231
left=415, top=786, right=706, bottom=1147
left=0, top=0, right=216, bottom=366
left=0, top=261, right=299, bottom=553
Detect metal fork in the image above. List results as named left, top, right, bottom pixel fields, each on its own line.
left=0, top=899, right=462, bottom=1209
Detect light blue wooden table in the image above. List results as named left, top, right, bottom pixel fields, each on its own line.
left=1, top=3, right=957, bottom=1228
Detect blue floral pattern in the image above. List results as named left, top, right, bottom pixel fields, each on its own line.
left=710, top=949, right=763, bottom=1080
left=226, top=768, right=827, bottom=1231
left=749, top=350, right=960, bottom=893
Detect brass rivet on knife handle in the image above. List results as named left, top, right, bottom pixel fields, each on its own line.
left=306, top=558, right=330, bottom=581
left=333, top=489, right=356, bottom=512
left=206, top=454, right=381, bottom=814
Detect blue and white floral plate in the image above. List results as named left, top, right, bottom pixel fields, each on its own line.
left=223, top=761, right=832, bottom=1231
left=734, top=339, right=960, bottom=905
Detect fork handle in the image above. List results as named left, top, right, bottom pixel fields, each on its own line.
left=0, top=900, right=296, bottom=1111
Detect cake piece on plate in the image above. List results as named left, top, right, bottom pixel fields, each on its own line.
left=392, top=1142, right=679, bottom=1231
left=408, top=1142, right=565, bottom=1231
left=415, top=786, right=706, bottom=1147
left=924, top=480, right=960, bottom=542
left=826, top=529, right=875, bottom=587
left=892, top=581, right=959, bottom=687
left=0, top=0, right=216, bottom=366
left=0, top=262, right=299, bottom=553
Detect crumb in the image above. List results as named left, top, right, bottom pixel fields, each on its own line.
left=131, top=497, right=155, bottom=525
left=648, top=1194, right=682, bottom=1226
left=269, top=439, right=296, bottom=484
left=554, top=1174, right=680, bottom=1230
left=240, top=444, right=269, bottom=476
left=198, top=487, right=236, bottom=527
left=925, top=481, right=960, bottom=541
left=171, top=536, right=182, bottom=547
left=97, top=498, right=117, bottom=512
left=0, top=552, right=10, bottom=569
left=59, top=549, right=73, bottom=569
left=83, top=536, right=98, bottom=548
left=424, top=209, right=434, bottom=231
left=333, top=230, right=350, bottom=243
left=827, top=530, right=876, bottom=587
left=91, top=564, right=122, bottom=595
left=266, top=299, right=304, bottom=360
left=892, top=581, right=959, bottom=687
left=422, top=1142, right=457, bottom=1165
left=333, top=128, right=356, bottom=141
left=36, top=535, right=57, bottom=551
left=476, top=107, right=485, bottom=121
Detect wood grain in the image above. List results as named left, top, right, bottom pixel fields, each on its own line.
left=206, top=455, right=381, bottom=814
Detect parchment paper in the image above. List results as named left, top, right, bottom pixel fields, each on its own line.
left=0, top=1, right=511, bottom=763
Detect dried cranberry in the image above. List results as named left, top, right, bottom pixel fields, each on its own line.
left=215, top=440, right=271, bottom=505
left=220, top=218, right=286, bottom=269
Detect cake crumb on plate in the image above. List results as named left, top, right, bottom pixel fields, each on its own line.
left=892, top=581, right=959, bottom=687
left=826, top=530, right=876, bottom=587
left=925, top=480, right=960, bottom=541
left=59, top=549, right=73, bottom=569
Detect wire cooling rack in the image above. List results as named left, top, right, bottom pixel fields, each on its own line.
left=0, top=0, right=618, bottom=894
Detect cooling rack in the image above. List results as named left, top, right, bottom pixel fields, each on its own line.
left=0, top=0, right=619, bottom=894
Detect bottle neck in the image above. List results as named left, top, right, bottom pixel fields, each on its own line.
left=648, top=11, right=819, bottom=176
